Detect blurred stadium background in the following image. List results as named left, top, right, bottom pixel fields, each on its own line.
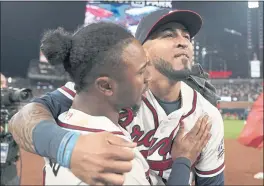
left=1, top=1, right=263, bottom=185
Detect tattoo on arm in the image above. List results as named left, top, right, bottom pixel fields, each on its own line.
left=8, top=103, right=55, bottom=153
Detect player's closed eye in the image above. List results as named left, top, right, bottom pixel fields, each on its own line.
left=183, top=34, right=191, bottom=41
left=138, top=61, right=151, bottom=75
left=162, top=31, right=174, bottom=38
left=162, top=31, right=190, bottom=41
left=139, top=68, right=146, bottom=75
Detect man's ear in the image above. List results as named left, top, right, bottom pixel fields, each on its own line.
left=94, top=77, right=114, bottom=96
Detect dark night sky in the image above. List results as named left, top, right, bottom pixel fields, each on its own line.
left=1, top=1, right=258, bottom=78
left=1, top=1, right=86, bottom=77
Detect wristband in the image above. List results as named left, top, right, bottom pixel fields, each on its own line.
left=57, top=131, right=75, bottom=166
left=33, top=120, right=70, bottom=161
left=33, top=120, right=80, bottom=168
left=62, top=133, right=80, bottom=168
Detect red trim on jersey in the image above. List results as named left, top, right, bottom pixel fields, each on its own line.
left=57, top=121, right=124, bottom=136
left=148, top=90, right=198, bottom=175
left=142, top=96, right=162, bottom=175
left=42, top=167, right=46, bottom=186
left=142, top=96, right=159, bottom=129
left=61, top=86, right=76, bottom=97
left=195, top=162, right=225, bottom=175
left=140, top=149, right=148, bottom=158
left=119, top=113, right=127, bottom=120
left=181, top=90, right=197, bottom=120
left=118, top=108, right=134, bottom=128
left=148, top=158, right=173, bottom=171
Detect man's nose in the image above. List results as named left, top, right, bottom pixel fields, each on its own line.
left=174, top=36, right=189, bottom=49
left=177, top=43, right=188, bottom=49
left=144, top=68, right=152, bottom=83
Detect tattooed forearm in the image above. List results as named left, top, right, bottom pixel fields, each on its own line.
left=8, top=103, right=55, bottom=153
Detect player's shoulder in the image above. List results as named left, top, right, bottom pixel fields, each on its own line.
left=194, top=87, right=220, bottom=115
left=182, top=82, right=223, bottom=125
left=59, top=109, right=115, bottom=128
left=196, top=92, right=223, bottom=125
left=57, top=81, right=76, bottom=100
left=195, top=92, right=224, bottom=138
left=58, top=109, right=132, bottom=140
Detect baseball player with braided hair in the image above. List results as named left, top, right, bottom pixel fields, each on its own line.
left=40, top=21, right=154, bottom=185
left=38, top=21, right=210, bottom=185
left=9, top=9, right=224, bottom=185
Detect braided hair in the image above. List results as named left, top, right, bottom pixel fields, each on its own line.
left=41, top=22, right=135, bottom=92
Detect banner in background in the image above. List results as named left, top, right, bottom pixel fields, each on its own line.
left=208, top=71, right=233, bottom=79
left=84, top=0, right=172, bottom=35
left=250, top=59, right=261, bottom=78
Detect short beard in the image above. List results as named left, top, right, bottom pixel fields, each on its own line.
left=152, top=58, right=190, bottom=81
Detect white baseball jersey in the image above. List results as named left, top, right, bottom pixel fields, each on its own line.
left=48, top=81, right=225, bottom=183
left=119, top=82, right=225, bottom=181
left=43, top=108, right=154, bottom=185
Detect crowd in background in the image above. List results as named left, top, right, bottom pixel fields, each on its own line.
left=5, top=77, right=263, bottom=102
left=214, top=82, right=263, bottom=102
left=2, top=75, right=262, bottom=121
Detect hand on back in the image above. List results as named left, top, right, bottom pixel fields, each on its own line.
left=70, top=131, right=137, bottom=185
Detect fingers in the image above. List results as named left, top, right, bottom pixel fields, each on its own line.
left=105, top=145, right=135, bottom=161
left=188, top=116, right=203, bottom=136
left=175, top=122, right=185, bottom=139
left=95, top=173, right=125, bottom=186
left=200, top=124, right=212, bottom=145
left=195, top=115, right=209, bottom=140
left=102, top=159, right=132, bottom=174
left=107, top=133, right=137, bottom=148
left=197, top=121, right=212, bottom=150
left=201, top=133, right=212, bottom=149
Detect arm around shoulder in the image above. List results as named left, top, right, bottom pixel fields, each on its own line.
left=8, top=102, right=56, bottom=153
left=9, top=83, right=74, bottom=154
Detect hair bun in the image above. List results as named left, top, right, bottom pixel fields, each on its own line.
left=40, top=27, right=72, bottom=66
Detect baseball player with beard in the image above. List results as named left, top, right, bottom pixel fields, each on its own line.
left=9, top=9, right=224, bottom=186
left=120, top=9, right=225, bottom=185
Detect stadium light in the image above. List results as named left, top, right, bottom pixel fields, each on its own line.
left=248, top=1, right=259, bottom=9
left=201, top=48, right=207, bottom=57
left=7, top=77, right=12, bottom=83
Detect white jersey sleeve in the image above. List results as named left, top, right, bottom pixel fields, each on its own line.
left=124, top=149, right=151, bottom=185
left=118, top=127, right=151, bottom=185
left=44, top=109, right=150, bottom=185
left=194, top=96, right=225, bottom=178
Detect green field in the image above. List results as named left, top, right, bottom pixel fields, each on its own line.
left=224, top=120, right=245, bottom=139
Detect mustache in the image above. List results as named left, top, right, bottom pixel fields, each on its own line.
left=174, top=52, right=190, bottom=59
left=152, top=58, right=206, bottom=80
